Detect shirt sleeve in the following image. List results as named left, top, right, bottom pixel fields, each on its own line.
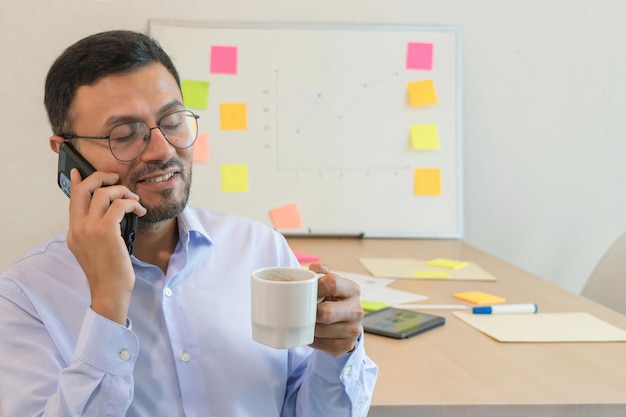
left=282, top=334, right=379, bottom=417
left=0, top=285, right=139, bottom=417
left=54, top=308, right=139, bottom=415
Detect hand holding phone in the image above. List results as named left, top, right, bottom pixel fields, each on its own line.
left=57, top=142, right=138, bottom=255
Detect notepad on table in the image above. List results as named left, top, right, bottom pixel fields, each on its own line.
left=359, top=257, right=497, bottom=281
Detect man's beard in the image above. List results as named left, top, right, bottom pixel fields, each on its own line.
left=139, top=181, right=190, bottom=224
left=128, top=159, right=192, bottom=227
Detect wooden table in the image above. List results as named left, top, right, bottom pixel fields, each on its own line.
left=286, top=237, right=626, bottom=417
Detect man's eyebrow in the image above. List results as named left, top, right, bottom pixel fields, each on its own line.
left=103, top=100, right=185, bottom=127
left=103, top=115, right=139, bottom=127
left=158, top=100, right=185, bottom=115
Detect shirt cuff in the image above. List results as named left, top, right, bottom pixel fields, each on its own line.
left=308, top=333, right=365, bottom=381
left=73, top=308, right=139, bottom=377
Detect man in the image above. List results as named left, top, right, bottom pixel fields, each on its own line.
left=0, top=30, right=377, bottom=416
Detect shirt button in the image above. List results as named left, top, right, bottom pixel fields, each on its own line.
left=164, top=288, right=173, bottom=297
left=181, top=352, right=191, bottom=363
left=342, top=365, right=352, bottom=376
left=119, top=349, right=131, bottom=361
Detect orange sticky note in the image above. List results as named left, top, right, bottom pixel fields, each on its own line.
left=269, top=203, right=303, bottom=229
left=414, top=168, right=441, bottom=195
left=407, top=79, right=438, bottom=107
left=453, top=291, right=506, bottom=305
left=192, top=133, right=210, bottom=162
left=221, top=164, right=249, bottom=192
left=220, top=103, right=247, bottom=130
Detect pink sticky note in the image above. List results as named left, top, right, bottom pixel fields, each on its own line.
left=269, top=203, right=303, bottom=230
left=210, top=46, right=238, bottom=74
left=294, top=251, right=321, bottom=264
left=406, top=42, right=434, bottom=71
left=192, top=133, right=210, bottom=162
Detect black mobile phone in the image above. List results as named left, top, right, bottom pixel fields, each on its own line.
left=58, top=142, right=138, bottom=255
left=363, top=307, right=445, bottom=339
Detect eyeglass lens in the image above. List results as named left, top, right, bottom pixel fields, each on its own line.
left=108, top=110, right=198, bottom=161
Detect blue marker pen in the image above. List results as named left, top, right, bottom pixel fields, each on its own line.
left=473, top=303, right=538, bottom=314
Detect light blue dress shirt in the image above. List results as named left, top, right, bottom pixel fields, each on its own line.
left=0, top=206, right=377, bottom=417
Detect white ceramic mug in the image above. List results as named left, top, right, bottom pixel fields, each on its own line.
left=251, top=266, right=322, bottom=349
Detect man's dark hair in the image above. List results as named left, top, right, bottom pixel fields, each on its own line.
left=44, top=30, right=181, bottom=135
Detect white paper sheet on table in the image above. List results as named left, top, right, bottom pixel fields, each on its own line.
left=339, top=271, right=428, bottom=305
left=454, top=311, right=626, bottom=342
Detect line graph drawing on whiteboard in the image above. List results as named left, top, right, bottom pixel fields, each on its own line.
left=294, top=71, right=401, bottom=132
left=273, top=67, right=419, bottom=173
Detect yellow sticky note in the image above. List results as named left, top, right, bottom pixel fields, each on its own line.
left=427, top=258, right=468, bottom=270
left=453, top=291, right=506, bottom=306
left=414, top=168, right=441, bottom=195
left=220, top=103, right=247, bottom=130
left=269, top=203, right=303, bottom=230
left=221, top=164, right=249, bottom=192
left=412, top=270, right=451, bottom=279
left=410, top=123, right=440, bottom=150
left=407, top=79, right=438, bottom=107
left=181, top=80, right=209, bottom=110
left=192, top=133, right=210, bottom=162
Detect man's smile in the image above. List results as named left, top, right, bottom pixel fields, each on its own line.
left=142, top=172, right=176, bottom=183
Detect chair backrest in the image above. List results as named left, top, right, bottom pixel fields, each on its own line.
left=582, top=232, right=626, bottom=315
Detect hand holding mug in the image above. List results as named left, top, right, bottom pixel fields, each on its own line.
left=251, top=263, right=363, bottom=356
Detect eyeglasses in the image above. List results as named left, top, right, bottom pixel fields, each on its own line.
left=60, top=110, right=200, bottom=162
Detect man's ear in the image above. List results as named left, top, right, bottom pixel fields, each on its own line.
left=49, top=135, right=65, bottom=154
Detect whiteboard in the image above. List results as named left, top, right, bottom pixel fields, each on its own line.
left=150, top=21, right=463, bottom=237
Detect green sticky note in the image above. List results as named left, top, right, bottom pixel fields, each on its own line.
left=361, top=300, right=388, bottom=312
left=181, top=80, right=210, bottom=110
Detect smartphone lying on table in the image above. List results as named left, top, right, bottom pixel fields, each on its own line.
left=363, top=307, right=445, bottom=339
left=57, top=142, right=138, bottom=255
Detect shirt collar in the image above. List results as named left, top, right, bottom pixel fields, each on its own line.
left=178, top=206, right=214, bottom=248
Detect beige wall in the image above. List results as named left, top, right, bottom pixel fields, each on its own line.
left=1, top=0, right=625, bottom=294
